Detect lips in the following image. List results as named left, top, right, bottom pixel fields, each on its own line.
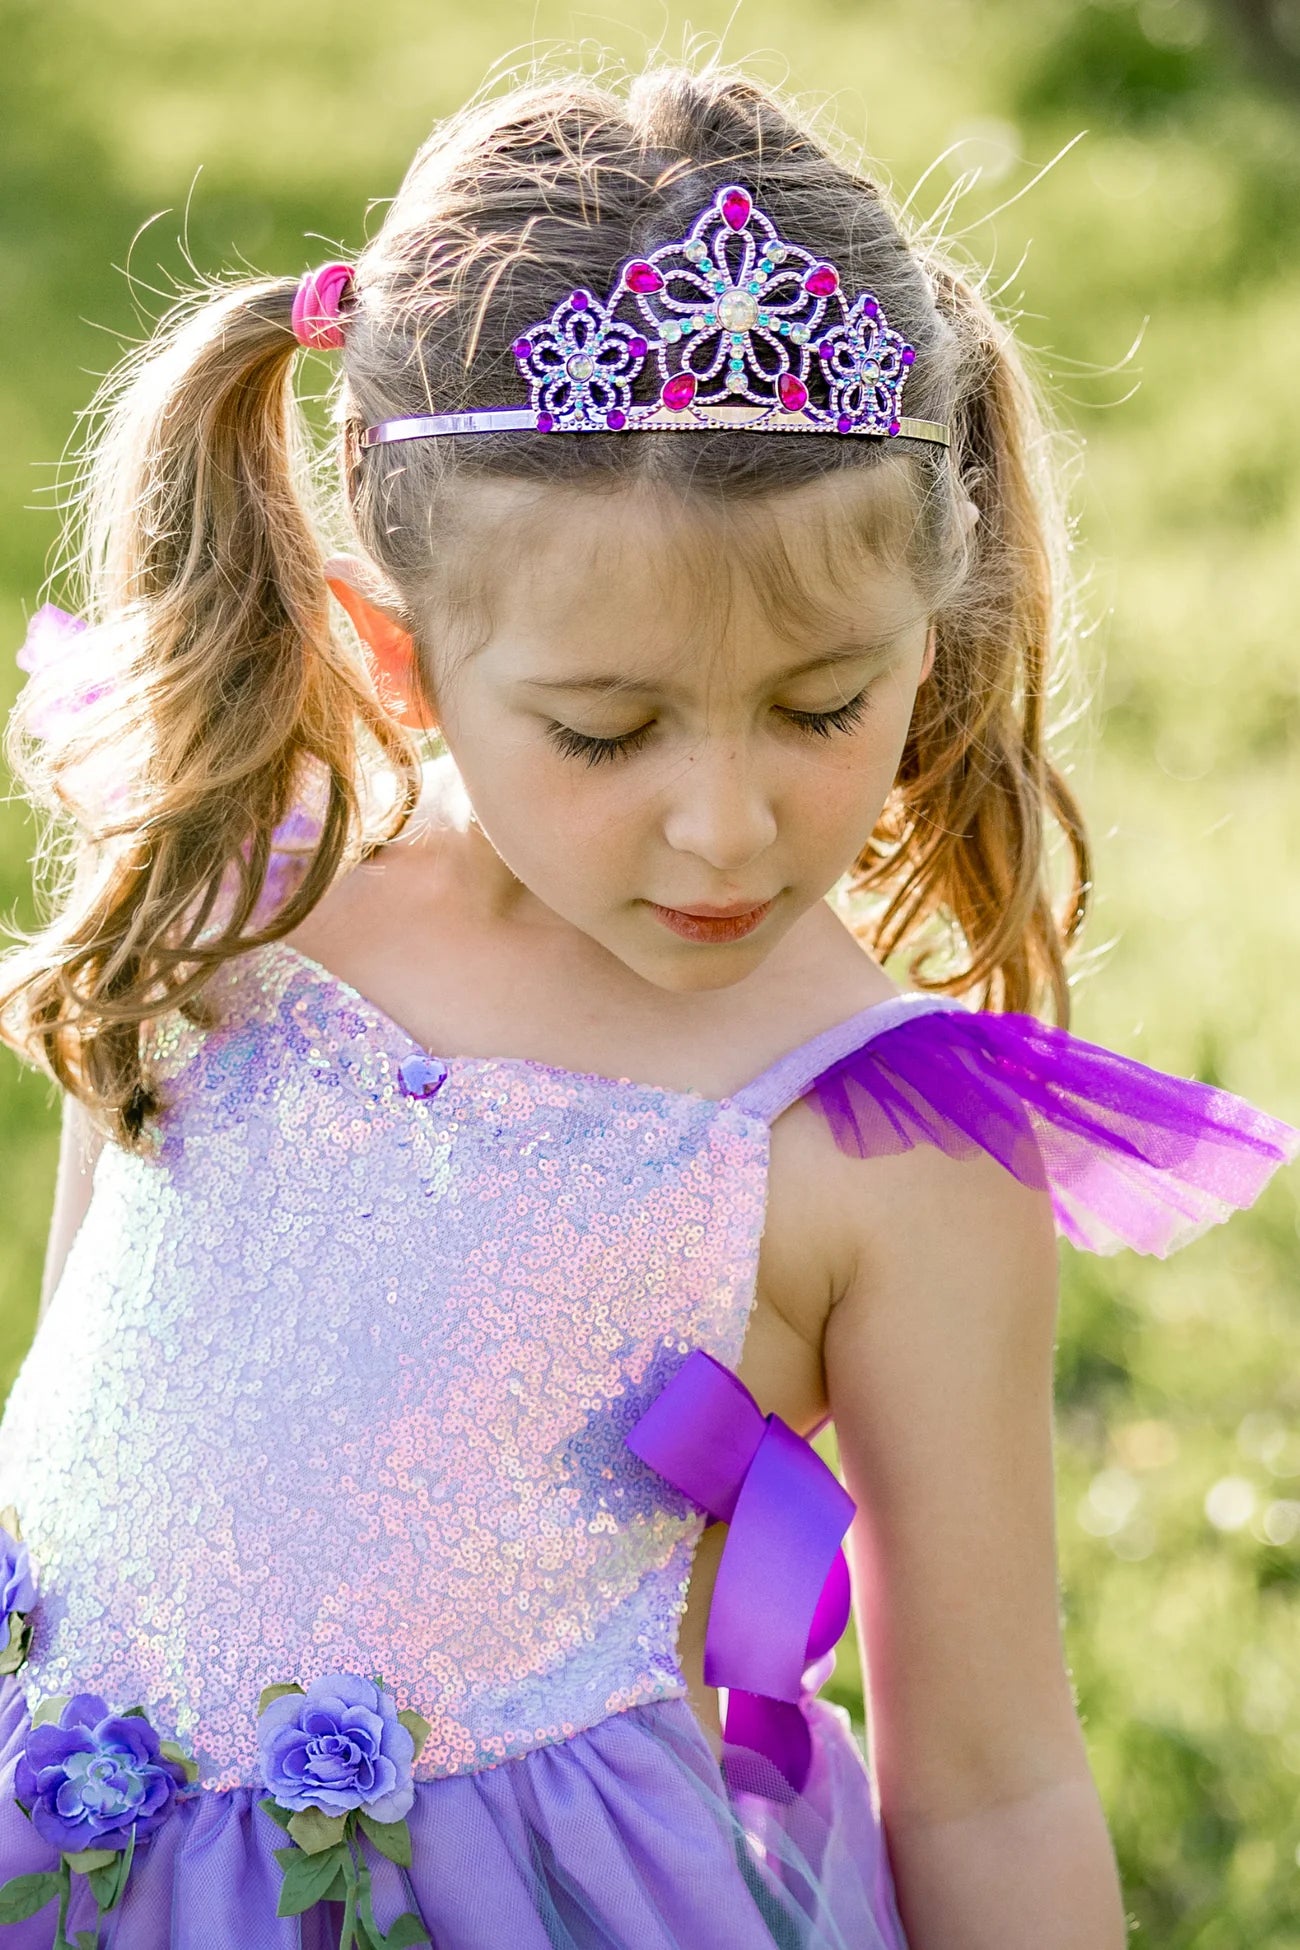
left=647, top=898, right=775, bottom=943
left=670, top=901, right=768, bottom=919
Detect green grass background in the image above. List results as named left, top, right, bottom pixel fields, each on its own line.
left=3, top=0, right=1300, bottom=1940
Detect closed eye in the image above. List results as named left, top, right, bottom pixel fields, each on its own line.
left=544, top=683, right=877, bottom=767
left=779, top=686, right=875, bottom=739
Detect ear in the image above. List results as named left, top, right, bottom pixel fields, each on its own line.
left=919, top=622, right=937, bottom=685
left=324, top=554, right=438, bottom=731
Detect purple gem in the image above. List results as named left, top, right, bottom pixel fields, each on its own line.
left=888, top=418, right=901, bottom=436
left=398, top=1053, right=449, bottom=1100
left=836, top=414, right=854, bottom=434
left=901, top=346, right=915, bottom=365
left=512, top=337, right=532, bottom=361
left=863, top=299, right=879, bottom=319
left=818, top=339, right=835, bottom=361
left=570, top=290, right=590, bottom=311
left=628, top=336, right=648, bottom=358
left=536, top=412, right=555, bottom=433
left=606, top=409, right=627, bottom=430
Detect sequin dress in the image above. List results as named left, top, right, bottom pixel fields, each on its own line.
left=0, top=939, right=1293, bottom=1950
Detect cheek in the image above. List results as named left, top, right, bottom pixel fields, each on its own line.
left=788, top=695, right=915, bottom=839
left=444, top=711, right=642, bottom=888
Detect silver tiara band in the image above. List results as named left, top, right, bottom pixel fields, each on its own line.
left=360, top=406, right=951, bottom=446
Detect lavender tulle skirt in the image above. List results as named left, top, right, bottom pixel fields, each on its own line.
left=0, top=1679, right=906, bottom=1949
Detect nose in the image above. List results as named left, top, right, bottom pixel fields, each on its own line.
left=660, top=738, right=779, bottom=873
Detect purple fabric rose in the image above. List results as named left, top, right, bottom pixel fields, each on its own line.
left=258, top=1674, right=415, bottom=1823
left=13, top=1694, right=189, bottom=1853
left=0, top=1529, right=36, bottom=1623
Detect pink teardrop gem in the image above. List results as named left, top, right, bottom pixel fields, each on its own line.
left=803, top=264, right=839, bottom=297
left=624, top=261, right=664, bottom=294
left=661, top=372, right=698, bottom=411
left=721, top=188, right=752, bottom=231
left=778, top=373, right=808, bottom=413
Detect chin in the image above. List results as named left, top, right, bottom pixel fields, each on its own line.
left=615, top=936, right=775, bottom=995
left=647, top=958, right=765, bottom=995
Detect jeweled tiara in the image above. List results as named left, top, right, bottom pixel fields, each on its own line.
left=357, top=184, right=951, bottom=449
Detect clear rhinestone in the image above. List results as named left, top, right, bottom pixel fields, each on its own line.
left=566, top=353, right=596, bottom=381
left=660, top=320, right=683, bottom=343
left=725, top=370, right=748, bottom=393
left=717, top=291, right=758, bottom=331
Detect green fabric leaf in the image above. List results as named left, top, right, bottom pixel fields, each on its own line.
left=159, top=1740, right=199, bottom=1784
left=287, top=1807, right=350, bottom=1855
left=85, top=1858, right=126, bottom=1909
left=395, top=1710, right=431, bottom=1762
left=63, top=1847, right=118, bottom=1873
left=119, top=1707, right=149, bottom=1720
left=30, top=1695, right=70, bottom=1729
left=357, top=1811, right=412, bottom=1868
left=0, top=1872, right=61, bottom=1922
left=258, top=1681, right=305, bottom=1715
left=117, top=1821, right=137, bottom=1899
left=275, top=1843, right=349, bottom=1917
left=259, top=1797, right=294, bottom=1831
left=355, top=1858, right=429, bottom=1950
left=379, top=1916, right=431, bottom=1948
left=0, top=1613, right=30, bottom=1675
left=0, top=1504, right=23, bottom=1540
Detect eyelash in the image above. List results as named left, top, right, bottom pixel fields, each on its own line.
left=546, top=686, right=876, bottom=767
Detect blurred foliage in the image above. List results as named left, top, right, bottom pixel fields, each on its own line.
left=3, top=0, right=1300, bottom=1940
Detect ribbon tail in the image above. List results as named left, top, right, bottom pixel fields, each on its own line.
left=720, top=1693, right=809, bottom=1803
left=624, top=1349, right=858, bottom=1805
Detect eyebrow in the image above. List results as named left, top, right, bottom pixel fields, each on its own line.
left=521, top=642, right=897, bottom=697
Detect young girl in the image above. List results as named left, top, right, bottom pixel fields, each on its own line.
left=0, top=57, right=1294, bottom=1950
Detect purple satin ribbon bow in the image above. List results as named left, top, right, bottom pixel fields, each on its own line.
left=625, top=1348, right=855, bottom=1801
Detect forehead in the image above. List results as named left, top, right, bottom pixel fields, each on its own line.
left=429, top=465, right=927, bottom=671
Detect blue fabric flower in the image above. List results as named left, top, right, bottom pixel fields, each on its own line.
left=0, top=1529, right=37, bottom=1624
left=13, top=1694, right=189, bottom=1854
left=257, top=1673, right=415, bottom=1823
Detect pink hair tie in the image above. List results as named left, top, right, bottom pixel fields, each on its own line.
left=291, top=262, right=355, bottom=350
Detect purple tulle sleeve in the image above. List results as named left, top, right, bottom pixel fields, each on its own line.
left=805, top=1009, right=1300, bottom=1257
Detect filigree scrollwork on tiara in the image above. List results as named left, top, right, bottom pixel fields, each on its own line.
left=359, top=184, right=950, bottom=447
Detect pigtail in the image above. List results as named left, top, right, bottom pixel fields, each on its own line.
left=0, top=278, right=422, bottom=1146
left=850, top=259, right=1092, bottom=1025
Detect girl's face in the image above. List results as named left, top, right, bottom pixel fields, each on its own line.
left=416, top=470, right=936, bottom=995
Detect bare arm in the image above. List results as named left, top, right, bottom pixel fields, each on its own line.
left=823, top=1137, right=1126, bottom=1950
left=36, top=1094, right=104, bottom=1329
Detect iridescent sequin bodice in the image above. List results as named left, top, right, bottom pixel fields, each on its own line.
left=0, top=944, right=773, bottom=1790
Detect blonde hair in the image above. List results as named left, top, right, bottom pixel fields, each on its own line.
left=1, top=54, right=1091, bottom=1147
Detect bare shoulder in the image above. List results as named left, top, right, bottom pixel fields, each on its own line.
left=835, top=1125, right=1059, bottom=1306
left=284, top=757, right=466, bottom=958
